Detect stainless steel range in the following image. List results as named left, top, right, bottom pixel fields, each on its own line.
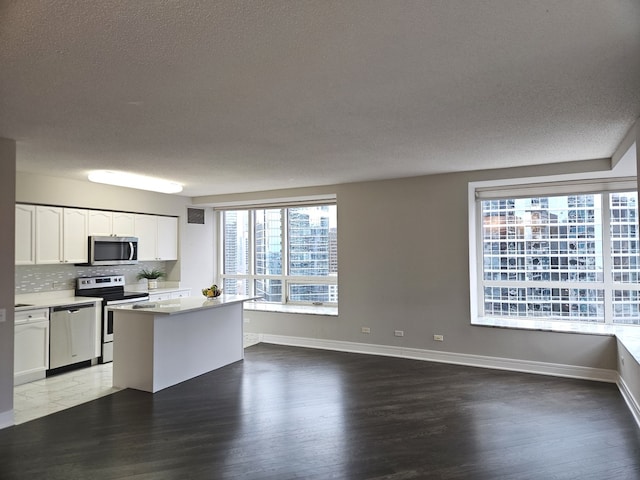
left=76, top=275, right=149, bottom=363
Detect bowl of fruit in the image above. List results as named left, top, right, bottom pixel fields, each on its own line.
left=202, top=284, right=222, bottom=299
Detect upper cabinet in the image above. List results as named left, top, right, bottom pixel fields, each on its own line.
left=34, top=206, right=88, bottom=264
left=88, top=211, right=135, bottom=236
left=16, top=204, right=36, bottom=265
left=16, top=204, right=177, bottom=265
left=157, top=216, right=178, bottom=260
left=135, top=214, right=178, bottom=261
left=63, top=208, right=89, bottom=263
left=34, top=206, right=64, bottom=264
left=112, top=212, right=135, bottom=236
left=87, top=211, right=112, bottom=236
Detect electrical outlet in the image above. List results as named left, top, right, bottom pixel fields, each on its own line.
left=433, top=334, right=444, bottom=342
left=244, top=317, right=251, bottom=323
left=621, top=356, right=625, bottom=366
left=0, top=308, right=5, bottom=323
left=361, top=327, right=371, bottom=334
left=394, top=330, right=404, bottom=337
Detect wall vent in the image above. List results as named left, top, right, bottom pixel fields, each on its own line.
left=187, top=208, right=205, bottom=224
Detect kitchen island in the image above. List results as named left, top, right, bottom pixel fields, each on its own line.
left=109, top=295, right=257, bottom=393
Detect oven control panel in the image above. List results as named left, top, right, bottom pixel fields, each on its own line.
left=77, top=275, right=125, bottom=290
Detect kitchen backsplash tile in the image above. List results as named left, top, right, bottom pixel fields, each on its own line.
left=15, top=262, right=168, bottom=294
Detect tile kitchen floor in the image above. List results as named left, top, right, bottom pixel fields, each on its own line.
left=14, top=333, right=261, bottom=425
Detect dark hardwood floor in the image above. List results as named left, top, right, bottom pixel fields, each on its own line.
left=1, top=343, right=639, bottom=479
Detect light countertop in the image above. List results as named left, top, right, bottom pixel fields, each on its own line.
left=15, top=291, right=101, bottom=311
left=108, top=294, right=258, bottom=316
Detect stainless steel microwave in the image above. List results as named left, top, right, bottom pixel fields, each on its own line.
left=88, top=236, right=138, bottom=265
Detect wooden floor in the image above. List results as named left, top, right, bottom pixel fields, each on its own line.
left=1, top=343, right=639, bottom=479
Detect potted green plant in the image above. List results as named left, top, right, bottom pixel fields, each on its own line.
left=136, top=268, right=165, bottom=290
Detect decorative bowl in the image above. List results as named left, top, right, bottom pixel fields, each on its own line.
left=202, top=285, right=222, bottom=298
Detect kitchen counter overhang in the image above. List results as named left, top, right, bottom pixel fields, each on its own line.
left=108, top=294, right=256, bottom=316
left=109, top=295, right=258, bottom=393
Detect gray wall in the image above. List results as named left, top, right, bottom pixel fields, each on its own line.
left=0, top=139, right=16, bottom=421
left=212, top=162, right=622, bottom=370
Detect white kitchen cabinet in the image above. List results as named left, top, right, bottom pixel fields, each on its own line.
left=18, top=204, right=173, bottom=264
left=134, top=214, right=158, bottom=261
left=88, top=210, right=113, bottom=236
left=63, top=208, right=89, bottom=263
left=35, top=206, right=63, bottom=264
left=14, top=308, right=49, bottom=386
left=35, top=206, right=88, bottom=264
left=112, top=212, right=135, bottom=236
left=148, top=289, right=190, bottom=302
left=148, top=292, right=171, bottom=302
left=15, top=204, right=36, bottom=265
left=135, top=214, right=178, bottom=261
left=170, top=289, right=191, bottom=299
left=157, top=216, right=178, bottom=260
left=88, top=211, right=135, bottom=236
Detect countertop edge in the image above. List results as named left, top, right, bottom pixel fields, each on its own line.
left=14, top=296, right=102, bottom=311
left=109, top=295, right=260, bottom=316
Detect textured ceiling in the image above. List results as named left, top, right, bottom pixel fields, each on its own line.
left=1, top=1, right=639, bottom=197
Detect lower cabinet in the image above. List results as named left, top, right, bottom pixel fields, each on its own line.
left=14, top=309, right=50, bottom=386
left=148, top=289, right=191, bottom=302
left=171, top=289, right=191, bottom=299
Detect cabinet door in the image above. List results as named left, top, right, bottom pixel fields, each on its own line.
left=63, top=208, right=88, bottom=263
left=148, top=292, right=171, bottom=301
left=88, top=211, right=113, bottom=236
left=14, top=321, right=49, bottom=385
left=35, top=206, right=63, bottom=264
left=134, top=214, right=158, bottom=261
left=157, top=216, right=178, bottom=260
left=112, top=212, right=135, bottom=236
left=15, top=204, right=36, bottom=265
left=170, top=289, right=191, bottom=299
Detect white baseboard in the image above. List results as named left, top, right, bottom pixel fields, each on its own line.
left=260, top=334, right=619, bottom=383
left=618, top=376, right=640, bottom=429
left=0, top=409, right=14, bottom=430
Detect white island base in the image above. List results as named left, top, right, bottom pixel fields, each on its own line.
left=111, top=295, right=256, bottom=393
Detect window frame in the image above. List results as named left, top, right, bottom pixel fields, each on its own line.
left=217, top=202, right=338, bottom=307
left=469, top=177, right=640, bottom=327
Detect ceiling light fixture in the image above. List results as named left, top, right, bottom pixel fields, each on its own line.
left=88, top=170, right=183, bottom=194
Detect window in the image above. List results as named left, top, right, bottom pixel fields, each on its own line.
left=220, top=204, right=338, bottom=306
left=474, top=186, right=640, bottom=325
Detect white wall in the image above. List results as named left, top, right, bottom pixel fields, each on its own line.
left=0, top=139, right=16, bottom=427
left=179, top=207, right=216, bottom=293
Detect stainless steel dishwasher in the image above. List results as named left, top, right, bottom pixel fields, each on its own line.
left=49, top=303, right=97, bottom=370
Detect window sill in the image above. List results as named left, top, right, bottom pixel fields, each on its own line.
left=244, top=301, right=338, bottom=316
left=472, top=316, right=640, bottom=364
left=473, top=316, right=620, bottom=336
